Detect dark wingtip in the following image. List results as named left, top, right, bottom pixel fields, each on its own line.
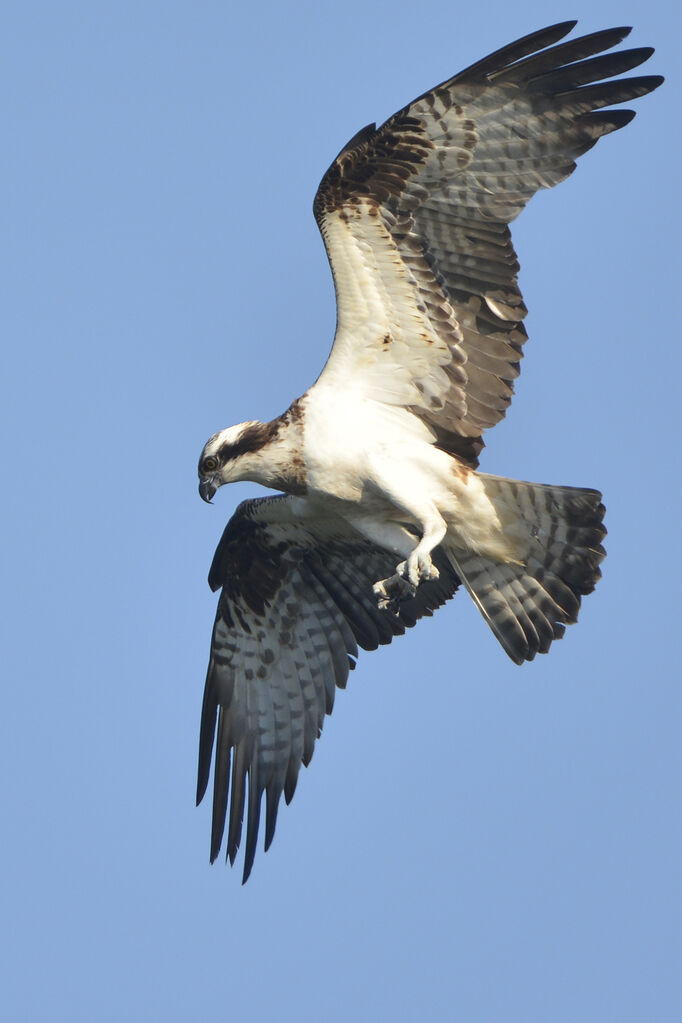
left=209, top=831, right=223, bottom=864
left=588, top=26, right=632, bottom=48
left=196, top=751, right=211, bottom=806
left=635, top=45, right=655, bottom=64
left=608, top=74, right=666, bottom=101
left=534, top=20, right=579, bottom=36
left=597, top=109, right=637, bottom=131
left=264, top=788, right=279, bottom=851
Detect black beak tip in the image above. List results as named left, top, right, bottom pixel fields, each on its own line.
left=199, top=479, right=217, bottom=504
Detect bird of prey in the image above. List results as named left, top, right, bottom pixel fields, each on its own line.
left=195, top=22, right=661, bottom=881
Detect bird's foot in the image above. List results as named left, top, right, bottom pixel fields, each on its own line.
left=373, top=572, right=416, bottom=614
left=373, top=553, right=439, bottom=613
left=398, top=551, right=440, bottom=588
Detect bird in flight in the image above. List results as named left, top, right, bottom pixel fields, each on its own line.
left=195, top=22, right=661, bottom=881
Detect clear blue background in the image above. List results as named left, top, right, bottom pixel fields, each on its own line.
left=2, top=2, right=679, bottom=1020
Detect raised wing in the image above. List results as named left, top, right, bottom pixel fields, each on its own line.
left=312, top=22, right=662, bottom=467
left=197, top=495, right=459, bottom=882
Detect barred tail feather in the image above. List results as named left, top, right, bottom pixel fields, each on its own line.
left=448, top=477, right=606, bottom=663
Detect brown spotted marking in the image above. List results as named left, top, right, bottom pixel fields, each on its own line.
left=313, top=114, right=434, bottom=224
left=451, top=458, right=472, bottom=485
left=279, top=396, right=308, bottom=494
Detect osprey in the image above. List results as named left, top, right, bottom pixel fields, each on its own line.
left=195, top=22, right=661, bottom=881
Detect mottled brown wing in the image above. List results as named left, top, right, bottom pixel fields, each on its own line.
left=196, top=496, right=459, bottom=882
left=313, top=22, right=662, bottom=467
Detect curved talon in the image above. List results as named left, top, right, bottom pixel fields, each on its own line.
left=373, top=550, right=441, bottom=612
left=373, top=573, right=417, bottom=614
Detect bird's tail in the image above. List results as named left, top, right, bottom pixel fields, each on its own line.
left=446, top=476, right=606, bottom=663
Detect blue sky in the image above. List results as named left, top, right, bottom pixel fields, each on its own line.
left=2, top=1, right=680, bottom=1020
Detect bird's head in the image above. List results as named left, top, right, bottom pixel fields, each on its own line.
left=197, top=420, right=276, bottom=502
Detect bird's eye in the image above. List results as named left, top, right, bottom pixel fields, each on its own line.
left=202, top=456, right=218, bottom=474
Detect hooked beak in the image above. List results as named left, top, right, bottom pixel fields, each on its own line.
left=198, top=478, right=217, bottom=503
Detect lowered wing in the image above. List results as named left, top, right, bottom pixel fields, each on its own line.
left=197, top=495, right=459, bottom=881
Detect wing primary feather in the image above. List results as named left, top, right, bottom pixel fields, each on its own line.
left=242, top=763, right=262, bottom=884
left=209, top=708, right=231, bottom=862
left=227, top=740, right=250, bottom=866
left=196, top=657, right=218, bottom=806
left=579, top=109, right=636, bottom=135
left=492, top=27, right=633, bottom=83
left=264, top=782, right=281, bottom=852
left=283, top=759, right=299, bottom=806
left=556, top=76, right=664, bottom=109
left=526, top=46, right=655, bottom=90
left=452, top=22, right=578, bottom=82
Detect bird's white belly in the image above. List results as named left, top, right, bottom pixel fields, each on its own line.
left=301, top=394, right=510, bottom=559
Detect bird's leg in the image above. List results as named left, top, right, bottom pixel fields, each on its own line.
left=350, top=507, right=447, bottom=611
left=350, top=454, right=449, bottom=608
left=343, top=516, right=419, bottom=610
left=384, top=510, right=446, bottom=597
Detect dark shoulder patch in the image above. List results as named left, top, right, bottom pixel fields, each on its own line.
left=209, top=514, right=288, bottom=619
left=313, top=112, right=433, bottom=223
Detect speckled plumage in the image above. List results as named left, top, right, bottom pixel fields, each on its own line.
left=196, top=22, right=661, bottom=881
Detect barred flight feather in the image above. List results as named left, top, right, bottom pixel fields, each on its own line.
left=194, top=23, right=661, bottom=880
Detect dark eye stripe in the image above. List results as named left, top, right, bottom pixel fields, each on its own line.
left=218, top=420, right=281, bottom=463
